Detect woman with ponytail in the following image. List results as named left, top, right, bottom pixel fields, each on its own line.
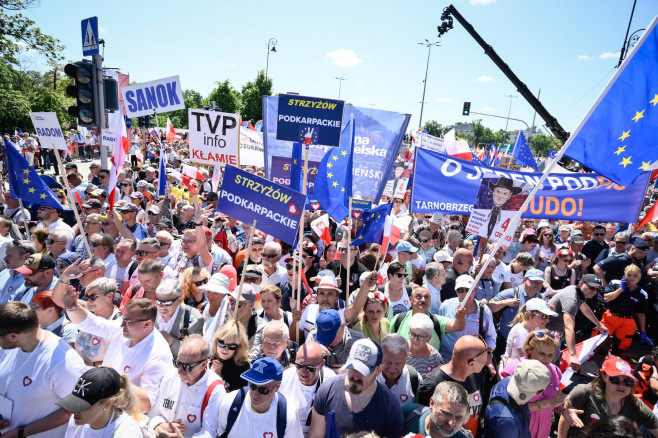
left=57, top=367, right=144, bottom=437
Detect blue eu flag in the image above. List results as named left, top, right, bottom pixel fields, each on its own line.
left=352, top=203, right=393, bottom=245
left=512, top=131, right=538, bottom=170
left=5, top=139, right=63, bottom=209
left=290, top=142, right=303, bottom=192
left=314, top=118, right=355, bottom=222
left=565, top=18, right=658, bottom=186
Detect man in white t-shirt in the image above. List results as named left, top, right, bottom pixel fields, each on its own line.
left=0, top=302, right=86, bottom=437
left=55, top=287, right=173, bottom=413
left=377, top=334, right=422, bottom=406
left=205, top=357, right=302, bottom=438
left=35, top=206, right=74, bottom=250
left=147, top=335, right=226, bottom=438
left=279, top=342, right=337, bottom=437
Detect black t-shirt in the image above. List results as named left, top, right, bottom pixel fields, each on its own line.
left=220, top=357, right=250, bottom=393
left=581, top=240, right=606, bottom=271
left=327, top=260, right=368, bottom=299
left=441, top=265, right=461, bottom=302
left=597, top=252, right=645, bottom=284
left=604, top=282, right=649, bottom=316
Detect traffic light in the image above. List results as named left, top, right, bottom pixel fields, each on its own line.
left=462, top=102, right=471, bottom=116
left=138, top=117, right=145, bottom=128
left=65, top=60, right=97, bottom=127
left=144, top=115, right=151, bottom=129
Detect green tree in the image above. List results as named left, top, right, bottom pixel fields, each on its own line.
left=158, top=89, right=206, bottom=129
left=530, top=133, right=562, bottom=157
left=241, top=70, right=272, bottom=123
left=207, top=80, right=241, bottom=114
left=422, top=120, right=443, bottom=137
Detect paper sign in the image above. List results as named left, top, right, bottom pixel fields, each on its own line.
left=276, top=94, right=345, bottom=147
left=239, top=129, right=264, bottom=167
left=29, top=112, right=67, bottom=151
left=413, top=130, right=445, bottom=153
left=188, top=108, right=240, bottom=167
left=465, top=177, right=528, bottom=244
left=218, top=166, right=306, bottom=244
left=122, top=75, right=185, bottom=117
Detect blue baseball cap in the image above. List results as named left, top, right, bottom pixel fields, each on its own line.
left=240, top=357, right=283, bottom=385
left=315, top=310, right=343, bottom=346
left=524, top=268, right=545, bottom=281
left=396, top=240, right=418, bottom=253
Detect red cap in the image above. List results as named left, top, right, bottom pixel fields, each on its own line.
left=219, top=265, right=237, bottom=292
left=600, top=356, right=636, bottom=380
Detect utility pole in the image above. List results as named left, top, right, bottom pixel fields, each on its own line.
left=503, top=94, right=517, bottom=144
left=335, top=77, right=347, bottom=99
left=418, top=40, right=440, bottom=130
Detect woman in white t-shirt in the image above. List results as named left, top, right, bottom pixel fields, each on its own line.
left=257, top=284, right=293, bottom=326
left=57, top=367, right=144, bottom=438
left=502, top=298, right=557, bottom=363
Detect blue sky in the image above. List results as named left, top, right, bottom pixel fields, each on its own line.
left=16, top=0, right=658, bottom=135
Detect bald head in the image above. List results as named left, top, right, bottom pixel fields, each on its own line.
left=297, top=341, right=324, bottom=363
left=179, top=334, right=210, bottom=361
left=452, top=335, right=486, bottom=362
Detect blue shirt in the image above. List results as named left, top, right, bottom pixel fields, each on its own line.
left=423, top=276, right=442, bottom=314
left=437, top=298, right=497, bottom=362
left=484, top=377, right=531, bottom=438
left=16, top=276, right=59, bottom=304
left=490, top=286, right=538, bottom=339
left=0, top=270, right=26, bottom=303
left=475, top=278, right=499, bottom=301
left=126, top=222, right=149, bottom=241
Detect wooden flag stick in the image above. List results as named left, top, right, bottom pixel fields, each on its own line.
left=293, top=145, right=311, bottom=343
left=53, top=144, right=91, bottom=256
left=233, top=219, right=258, bottom=320
left=345, top=197, right=353, bottom=302
left=17, top=198, right=32, bottom=239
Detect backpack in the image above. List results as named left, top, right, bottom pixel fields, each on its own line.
left=392, top=311, right=443, bottom=341
left=402, top=403, right=430, bottom=434
left=407, top=365, right=420, bottom=397
left=222, top=386, right=287, bottom=438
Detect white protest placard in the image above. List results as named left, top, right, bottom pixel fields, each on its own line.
left=188, top=108, right=240, bottom=167
left=122, top=75, right=185, bottom=117
left=29, top=112, right=67, bottom=151
left=239, top=129, right=264, bottom=167
left=101, top=111, right=120, bottom=149
left=413, top=130, right=445, bottom=153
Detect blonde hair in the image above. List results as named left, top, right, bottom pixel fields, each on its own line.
left=624, top=264, right=641, bottom=277
left=101, top=373, right=144, bottom=421
left=509, top=303, right=532, bottom=327
left=180, top=266, right=210, bottom=300
left=522, top=329, right=559, bottom=356
left=212, top=320, right=250, bottom=366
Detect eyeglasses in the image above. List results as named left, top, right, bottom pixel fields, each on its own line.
left=172, top=359, right=205, bottom=372
left=85, top=292, right=109, bottom=302
left=155, top=298, right=178, bottom=306
left=395, top=273, right=408, bottom=278
left=217, top=339, right=239, bottom=350
left=37, top=206, right=53, bottom=211
left=45, top=239, right=61, bottom=244
left=156, top=241, right=171, bottom=247
left=419, top=239, right=430, bottom=243
left=608, top=376, right=636, bottom=388
left=409, top=332, right=429, bottom=341
left=91, top=242, right=102, bottom=247
left=532, top=312, right=550, bottom=321
left=85, top=222, right=98, bottom=226
left=262, top=253, right=278, bottom=259
left=248, top=382, right=275, bottom=395
left=98, top=220, right=109, bottom=226
left=293, top=361, right=321, bottom=373
left=135, top=250, right=157, bottom=256
left=193, top=278, right=208, bottom=287
left=592, top=233, right=604, bottom=237
left=615, top=241, right=628, bottom=245
left=251, top=247, right=264, bottom=253
left=339, top=247, right=357, bottom=253
left=286, top=264, right=300, bottom=271
left=120, top=318, right=148, bottom=327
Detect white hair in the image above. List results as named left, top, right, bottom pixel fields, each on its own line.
left=264, top=241, right=282, bottom=256
left=263, top=320, right=289, bottom=341
left=409, top=313, right=434, bottom=337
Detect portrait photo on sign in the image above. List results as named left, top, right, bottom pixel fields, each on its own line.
left=466, top=176, right=529, bottom=243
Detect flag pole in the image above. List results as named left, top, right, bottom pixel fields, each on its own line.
left=458, top=143, right=572, bottom=309
left=17, top=198, right=32, bottom=239
left=293, top=145, right=311, bottom=343
left=345, top=197, right=353, bottom=301
left=52, top=143, right=91, bottom=257
left=233, top=219, right=257, bottom=320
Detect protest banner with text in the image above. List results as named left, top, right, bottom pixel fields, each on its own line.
left=29, top=112, right=67, bottom=150
left=122, top=75, right=185, bottom=117
left=188, top=108, right=240, bottom=167
left=276, top=94, right=345, bottom=147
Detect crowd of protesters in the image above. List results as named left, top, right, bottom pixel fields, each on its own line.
left=0, top=129, right=658, bottom=438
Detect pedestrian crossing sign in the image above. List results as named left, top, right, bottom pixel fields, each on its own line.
left=81, top=17, right=99, bottom=56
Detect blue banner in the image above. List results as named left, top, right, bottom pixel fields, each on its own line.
left=263, top=96, right=410, bottom=202
left=270, top=156, right=320, bottom=192
left=351, top=199, right=372, bottom=219
left=218, top=166, right=306, bottom=245
left=276, top=94, right=345, bottom=147
left=411, top=148, right=649, bottom=223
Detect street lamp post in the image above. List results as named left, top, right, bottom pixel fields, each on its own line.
left=335, top=77, right=347, bottom=99
left=502, top=94, right=517, bottom=143
left=418, top=39, right=440, bottom=130
left=265, top=38, right=277, bottom=83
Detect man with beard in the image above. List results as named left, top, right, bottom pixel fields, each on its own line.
left=308, top=339, right=404, bottom=438
left=404, top=381, right=474, bottom=438
left=260, top=241, right=287, bottom=286
left=0, top=240, right=35, bottom=302
left=14, top=254, right=58, bottom=304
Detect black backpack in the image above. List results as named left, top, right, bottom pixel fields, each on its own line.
left=392, top=311, right=443, bottom=341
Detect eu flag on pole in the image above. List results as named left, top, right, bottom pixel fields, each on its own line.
left=564, top=18, right=658, bottom=186
left=512, top=131, right=538, bottom=170
left=157, top=146, right=167, bottom=196
left=290, top=142, right=303, bottom=192
left=5, top=138, right=63, bottom=209
left=314, top=117, right=355, bottom=222
left=352, top=203, right=393, bottom=245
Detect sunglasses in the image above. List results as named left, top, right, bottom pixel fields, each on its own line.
left=251, top=248, right=264, bottom=253
left=395, top=273, right=408, bottom=278
left=84, top=292, right=109, bottom=302
left=293, top=361, right=320, bottom=373
left=135, top=250, right=157, bottom=256
left=262, top=253, right=278, bottom=258
left=156, top=298, right=178, bottom=306
left=156, top=241, right=171, bottom=247
left=172, top=358, right=205, bottom=372
left=592, top=233, right=604, bottom=237
left=286, top=264, right=300, bottom=271
left=608, top=375, right=636, bottom=388
left=121, top=183, right=132, bottom=187
left=45, top=239, right=61, bottom=244
left=419, top=239, right=431, bottom=243
left=121, top=318, right=149, bottom=327
left=99, top=175, right=108, bottom=179
left=543, top=234, right=553, bottom=237
left=217, top=339, right=239, bottom=350
left=534, top=330, right=556, bottom=339
left=193, top=278, right=208, bottom=287
left=248, top=382, right=275, bottom=395
left=615, top=241, right=628, bottom=245
left=148, top=211, right=159, bottom=216
left=532, top=312, right=550, bottom=320
left=91, top=242, right=102, bottom=247
left=30, top=305, right=43, bottom=311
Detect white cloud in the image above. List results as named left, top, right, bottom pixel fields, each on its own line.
left=476, top=75, right=493, bottom=82
left=326, top=48, right=362, bottom=67
left=226, top=63, right=236, bottom=67
left=577, top=55, right=594, bottom=60
left=599, top=51, right=620, bottom=59
left=470, top=0, right=496, bottom=5
left=435, top=97, right=455, bottom=103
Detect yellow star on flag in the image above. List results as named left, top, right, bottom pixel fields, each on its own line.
left=40, top=193, right=46, bottom=199
left=614, top=146, right=626, bottom=156
left=293, top=159, right=298, bottom=165
left=651, top=94, right=658, bottom=106
left=28, top=187, right=35, bottom=194
left=327, top=172, right=333, bottom=179
left=620, top=156, right=633, bottom=168
left=332, top=156, right=338, bottom=161
left=640, top=161, right=651, bottom=170
left=22, top=169, right=29, bottom=175
left=618, top=130, right=630, bottom=142
left=341, top=151, right=347, bottom=156
left=632, top=110, right=645, bottom=123
left=332, top=181, right=338, bottom=187
left=327, top=163, right=333, bottom=169
left=22, top=178, right=30, bottom=184
left=341, top=187, right=345, bottom=192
